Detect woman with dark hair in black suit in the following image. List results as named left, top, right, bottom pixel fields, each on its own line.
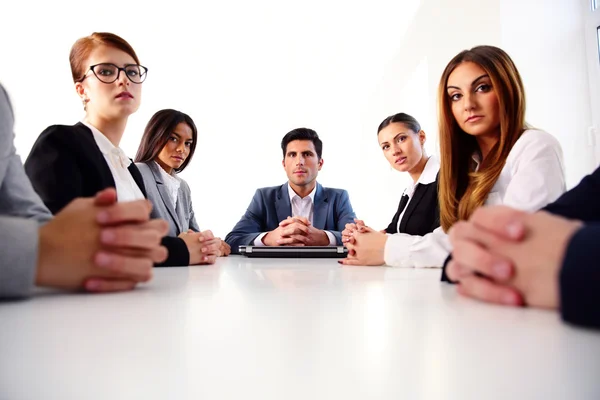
left=342, top=113, right=440, bottom=244
left=24, top=32, right=220, bottom=266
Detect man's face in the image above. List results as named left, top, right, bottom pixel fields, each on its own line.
left=282, top=140, right=323, bottom=189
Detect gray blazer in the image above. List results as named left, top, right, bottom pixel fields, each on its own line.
left=225, top=183, right=356, bottom=253
left=135, top=161, right=199, bottom=237
left=0, top=84, right=53, bottom=298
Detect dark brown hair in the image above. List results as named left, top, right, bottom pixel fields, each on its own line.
left=377, top=112, right=421, bottom=135
left=281, top=128, right=323, bottom=159
left=135, top=109, right=198, bottom=173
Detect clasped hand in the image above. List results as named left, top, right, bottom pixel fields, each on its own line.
left=263, top=216, right=329, bottom=246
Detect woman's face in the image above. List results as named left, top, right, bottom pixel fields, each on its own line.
left=446, top=61, right=500, bottom=139
left=378, top=122, right=425, bottom=173
left=156, top=122, right=194, bottom=173
left=75, top=45, right=142, bottom=120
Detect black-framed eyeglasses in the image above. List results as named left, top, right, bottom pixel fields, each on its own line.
left=80, top=63, right=148, bottom=84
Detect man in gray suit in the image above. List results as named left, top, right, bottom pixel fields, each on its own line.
left=0, top=83, right=168, bottom=298
left=225, top=128, right=356, bottom=253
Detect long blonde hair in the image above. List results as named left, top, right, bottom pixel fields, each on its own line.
left=438, top=45, right=526, bottom=232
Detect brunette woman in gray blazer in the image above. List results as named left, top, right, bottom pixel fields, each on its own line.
left=135, top=109, right=230, bottom=256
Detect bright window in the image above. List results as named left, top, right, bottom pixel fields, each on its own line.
left=598, top=27, right=600, bottom=60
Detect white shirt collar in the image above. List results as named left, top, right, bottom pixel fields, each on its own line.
left=403, top=155, right=440, bottom=196
left=155, top=162, right=181, bottom=208
left=82, top=121, right=131, bottom=168
left=414, top=155, right=439, bottom=186
left=287, top=182, right=317, bottom=204
left=155, top=161, right=181, bottom=185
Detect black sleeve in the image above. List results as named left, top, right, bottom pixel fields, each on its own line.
left=559, top=224, right=600, bottom=328
left=543, top=166, right=600, bottom=222
left=384, top=221, right=396, bottom=234
left=440, top=254, right=455, bottom=282
left=156, top=236, right=190, bottom=267
left=24, top=126, right=84, bottom=214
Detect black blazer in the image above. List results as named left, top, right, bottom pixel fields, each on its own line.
left=442, top=166, right=600, bottom=329
left=385, top=177, right=440, bottom=236
left=24, top=122, right=189, bottom=267
left=543, top=166, right=600, bottom=328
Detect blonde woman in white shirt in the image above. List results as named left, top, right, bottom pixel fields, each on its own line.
left=341, top=45, right=565, bottom=268
left=135, top=109, right=231, bottom=256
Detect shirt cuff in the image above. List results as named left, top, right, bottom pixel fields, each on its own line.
left=384, top=234, right=414, bottom=267
left=383, top=229, right=450, bottom=268
left=325, top=231, right=336, bottom=246
left=253, top=232, right=268, bottom=246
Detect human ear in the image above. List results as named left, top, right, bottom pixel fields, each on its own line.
left=75, top=82, right=88, bottom=109
left=419, top=130, right=426, bottom=146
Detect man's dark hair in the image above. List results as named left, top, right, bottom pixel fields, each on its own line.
left=281, top=128, right=323, bottom=159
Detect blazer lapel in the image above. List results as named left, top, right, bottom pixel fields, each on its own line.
left=313, top=183, right=328, bottom=229
left=387, top=194, right=409, bottom=233
left=149, top=163, right=183, bottom=234
left=275, top=184, right=292, bottom=223
left=76, top=123, right=116, bottom=189
left=175, top=190, right=188, bottom=231
left=128, top=163, right=147, bottom=197
left=399, top=183, right=426, bottom=232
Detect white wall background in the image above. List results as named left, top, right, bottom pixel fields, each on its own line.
left=0, top=0, right=595, bottom=238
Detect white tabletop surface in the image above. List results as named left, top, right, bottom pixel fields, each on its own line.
left=1, top=256, right=599, bottom=400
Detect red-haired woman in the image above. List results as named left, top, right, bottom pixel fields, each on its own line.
left=25, top=32, right=220, bottom=266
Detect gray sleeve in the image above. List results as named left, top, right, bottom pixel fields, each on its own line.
left=188, top=202, right=200, bottom=232
left=184, top=181, right=200, bottom=232
left=0, top=84, right=52, bottom=224
left=0, top=84, right=51, bottom=298
left=0, top=216, right=39, bottom=298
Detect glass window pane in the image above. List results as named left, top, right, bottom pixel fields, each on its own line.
left=597, top=27, right=600, bottom=62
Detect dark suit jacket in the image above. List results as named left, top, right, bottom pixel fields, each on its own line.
left=225, top=183, right=356, bottom=254
left=24, top=122, right=189, bottom=267
left=442, top=166, right=600, bottom=329
left=385, top=178, right=440, bottom=236
left=543, top=167, right=600, bottom=328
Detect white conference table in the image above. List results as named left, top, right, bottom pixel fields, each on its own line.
left=1, top=256, right=599, bottom=400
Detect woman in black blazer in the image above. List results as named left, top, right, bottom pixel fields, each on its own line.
left=342, top=113, right=440, bottom=242
left=24, top=32, right=219, bottom=266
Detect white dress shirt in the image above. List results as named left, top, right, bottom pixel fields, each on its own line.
left=254, top=183, right=336, bottom=246
left=395, top=155, right=440, bottom=233
left=82, top=121, right=145, bottom=202
left=155, top=161, right=181, bottom=209
left=384, top=129, right=566, bottom=268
